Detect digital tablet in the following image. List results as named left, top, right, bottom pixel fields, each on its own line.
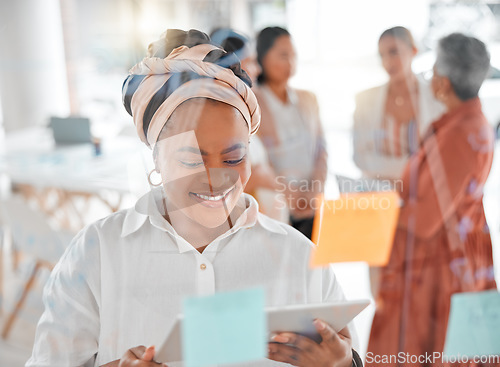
left=155, top=299, right=370, bottom=363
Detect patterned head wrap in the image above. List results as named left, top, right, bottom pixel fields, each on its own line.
left=122, top=29, right=261, bottom=148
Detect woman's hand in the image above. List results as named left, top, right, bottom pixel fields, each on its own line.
left=114, top=345, right=166, bottom=367
left=268, top=319, right=353, bottom=367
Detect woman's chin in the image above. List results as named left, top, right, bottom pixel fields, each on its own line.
left=169, top=187, right=244, bottom=229
left=186, top=207, right=233, bottom=228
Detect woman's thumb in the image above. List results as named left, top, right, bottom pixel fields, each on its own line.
left=142, top=345, right=155, bottom=361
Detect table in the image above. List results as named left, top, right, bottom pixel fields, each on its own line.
left=0, top=126, right=153, bottom=230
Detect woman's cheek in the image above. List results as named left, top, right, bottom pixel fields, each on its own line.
left=237, top=161, right=251, bottom=189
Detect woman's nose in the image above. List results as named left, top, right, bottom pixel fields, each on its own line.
left=203, top=167, right=239, bottom=190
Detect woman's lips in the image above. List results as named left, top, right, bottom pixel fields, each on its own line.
left=190, top=186, right=235, bottom=208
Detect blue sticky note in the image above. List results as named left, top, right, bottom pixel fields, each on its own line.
left=182, top=287, right=266, bottom=367
left=444, top=290, right=500, bottom=357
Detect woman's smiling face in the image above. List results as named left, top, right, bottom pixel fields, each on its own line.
left=154, top=98, right=250, bottom=229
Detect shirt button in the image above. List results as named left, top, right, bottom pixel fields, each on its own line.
left=200, top=263, right=207, bottom=270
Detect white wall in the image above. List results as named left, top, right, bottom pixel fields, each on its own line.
left=286, top=0, right=431, bottom=130
left=0, top=0, right=70, bottom=132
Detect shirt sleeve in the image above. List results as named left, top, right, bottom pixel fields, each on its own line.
left=307, top=262, right=360, bottom=351
left=25, top=226, right=101, bottom=367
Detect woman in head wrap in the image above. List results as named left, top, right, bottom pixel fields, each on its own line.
left=253, top=26, right=328, bottom=239
left=26, top=29, right=359, bottom=367
left=366, top=33, right=496, bottom=367
left=353, top=26, right=444, bottom=183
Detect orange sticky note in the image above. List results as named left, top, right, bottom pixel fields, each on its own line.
left=310, top=192, right=400, bottom=267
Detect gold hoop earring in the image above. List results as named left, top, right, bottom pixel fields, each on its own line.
left=148, top=169, right=162, bottom=187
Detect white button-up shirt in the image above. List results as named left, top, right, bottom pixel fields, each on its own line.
left=26, top=189, right=347, bottom=367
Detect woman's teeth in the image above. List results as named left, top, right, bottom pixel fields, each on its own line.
left=196, top=193, right=226, bottom=201
left=194, top=188, right=232, bottom=201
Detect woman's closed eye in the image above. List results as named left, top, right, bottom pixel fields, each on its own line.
left=176, top=150, right=204, bottom=168
left=179, top=159, right=204, bottom=168
left=224, top=154, right=246, bottom=166
left=179, top=155, right=246, bottom=168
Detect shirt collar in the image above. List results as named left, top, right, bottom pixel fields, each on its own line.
left=431, top=97, right=482, bottom=132
left=287, top=87, right=298, bottom=105
left=219, top=193, right=288, bottom=236
left=120, top=189, right=286, bottom=250
left=256, top=212, right=288, bottom=235
left=120, top=202, right=148, bottom=238
left=263, top=85, right=297, bottom=105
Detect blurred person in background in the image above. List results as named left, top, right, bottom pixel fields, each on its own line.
left=353, top=26, right=444, bottom=300
left=211, top=28, right=287, bottom=221
left=254, top=26, right=328, bottom=239
left=353, top=26, right=444, bottom=183
left=367, top=33, right=496, bottom=367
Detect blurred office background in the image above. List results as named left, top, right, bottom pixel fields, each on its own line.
left=1, top=0, right=499, bottom=366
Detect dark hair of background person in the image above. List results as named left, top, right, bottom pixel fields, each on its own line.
left=221, top=36, right=245, bottom=53
left=209, top=28, right=254, bottom=67
left=256, top=26, right=290, bottom=84
left=210, top=28, right=248, bottom=54
left=378, top=26, right=416, bottom=49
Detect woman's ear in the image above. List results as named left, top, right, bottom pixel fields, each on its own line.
left=152, top=146, right=161, bottom=173
left=437, top=76, right=454, bottom=101
left=442, top=77, right=453, bottom=94
left=412, top=46, right=418, bottom=57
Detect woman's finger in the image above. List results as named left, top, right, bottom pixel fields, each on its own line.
left=119, top=348, right=143, bottom=366
left=313, top=318, right=340, bottom=346
left=272, top=332, right=319, bottom=355
left=119, top=345, right=165, bottom=367
left=142, top=346, right=155, bottom=361
left=129, top=345, right=147, bottom=359
left=268, top=342, right=305, bottom=366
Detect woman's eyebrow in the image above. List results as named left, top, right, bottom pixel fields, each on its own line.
left=177, top=146, right=206, bottom=155
left=220, top=143, right=245, bottom=155
left=176, top=143, right=245, bottom=156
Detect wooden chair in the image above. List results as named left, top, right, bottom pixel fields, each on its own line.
left=0, top=194, right=73, bottom=339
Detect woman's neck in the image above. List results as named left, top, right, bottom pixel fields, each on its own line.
left=265, top=81, right=288, bottom=103
left=162, top=198, right=245, bottom=253
left=389, top=73, right=418, bottom=92
left=443, top=94, right=464, bottom=113
left=169, top=212, right=226, bottom=250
